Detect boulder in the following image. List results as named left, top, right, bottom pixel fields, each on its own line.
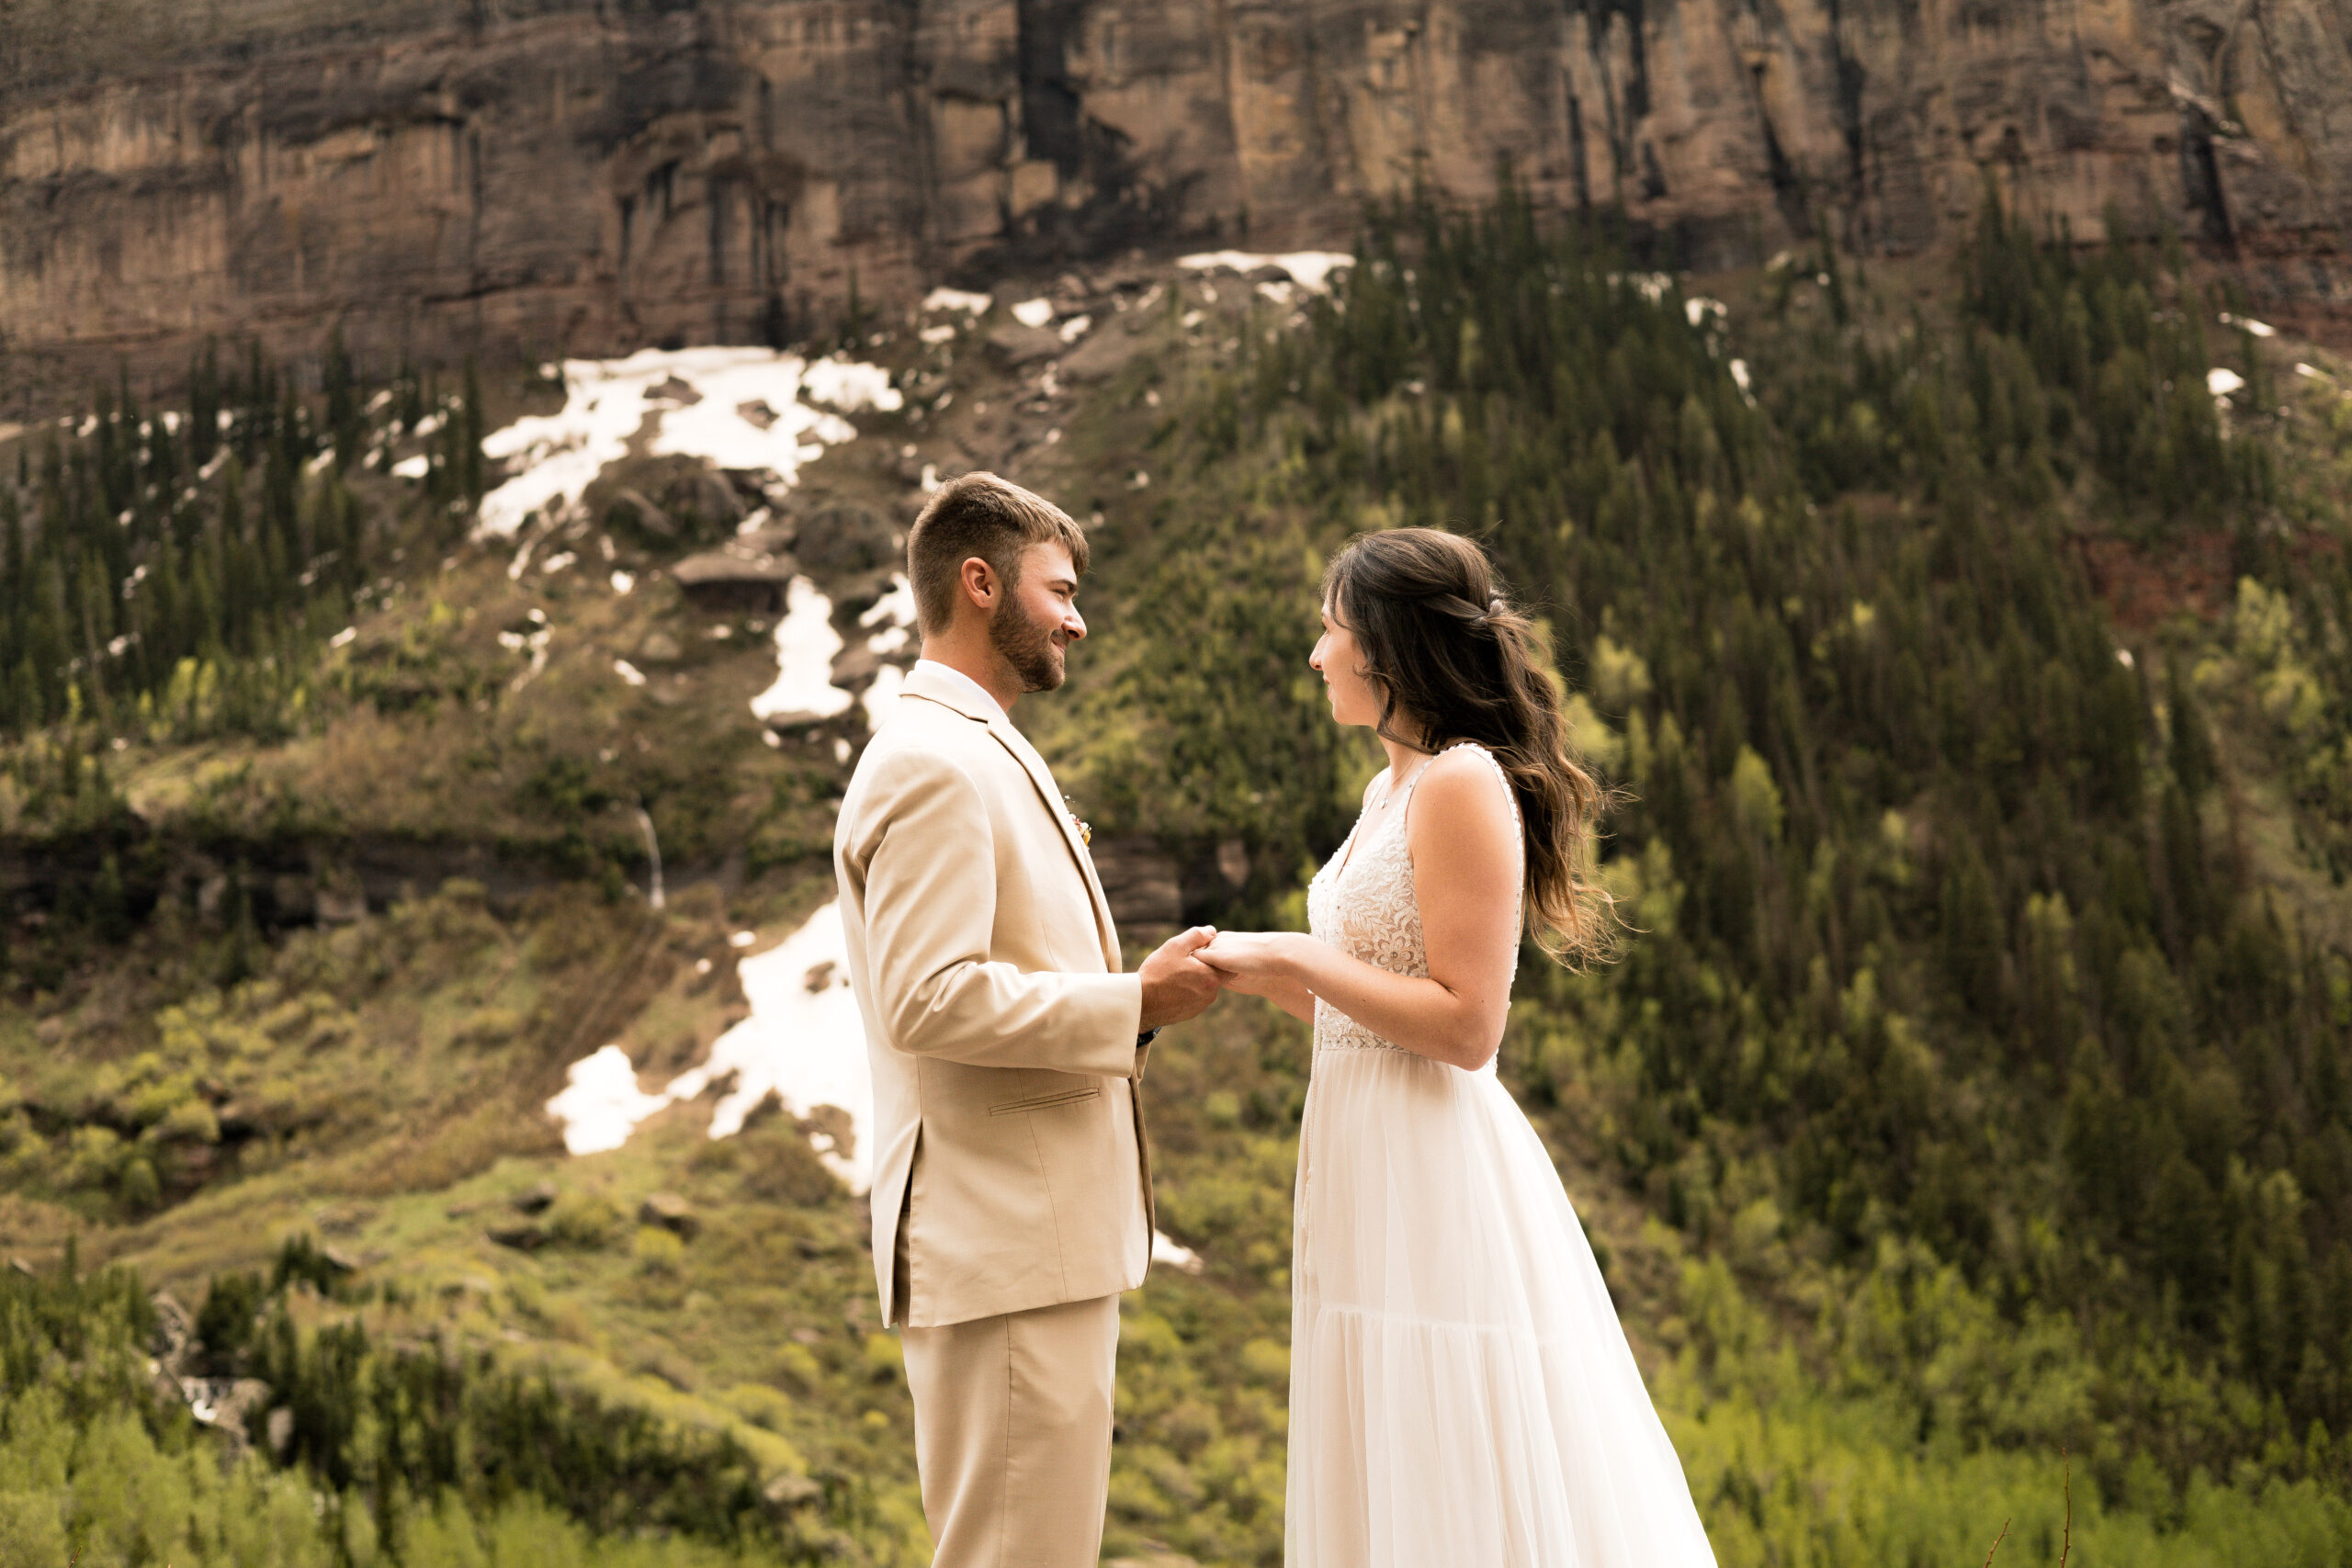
left=639, top=1191, right=699, bottom=1238
left=830, top=641, right=883, bottom=686
left=1058, top=325, right=1146, bottom=385
left=763, top=1472, right=824, bottom=1512
left=796, top=504, right=896, bottom=576
left=584, top=455, right=742, bottom=548
left=984, top=321, right=1063, bottom=367
left=150, top=1292, right=195, bottom=1372
left=673, top=552, right=794, bottom=616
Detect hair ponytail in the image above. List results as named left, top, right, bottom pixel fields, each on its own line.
left=1322, top=528, right=1619, bottom=964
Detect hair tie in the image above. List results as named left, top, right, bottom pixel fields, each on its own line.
left=1485, top=596, right=1508, bottom=623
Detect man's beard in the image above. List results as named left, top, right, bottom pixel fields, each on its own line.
left=989, top=594, right=1066, bottom=694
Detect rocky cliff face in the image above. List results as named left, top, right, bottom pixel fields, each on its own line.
left=2, top=0, right=2346, bottom=395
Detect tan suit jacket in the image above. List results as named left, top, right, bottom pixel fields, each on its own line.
left=834, top=662, right=1154, bottom=1329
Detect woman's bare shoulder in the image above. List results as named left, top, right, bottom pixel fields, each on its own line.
left=1421, top=744, right=1513, bottom=802
left=1407, top=746, right=1517, bottom=847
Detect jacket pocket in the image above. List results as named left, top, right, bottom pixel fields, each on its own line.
left=988, top=1087, right=1102, bottom=1116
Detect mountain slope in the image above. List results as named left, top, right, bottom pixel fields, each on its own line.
left=6, top=207, right=2352, bottom=1564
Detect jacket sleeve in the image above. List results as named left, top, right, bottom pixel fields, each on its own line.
left=847, top=744, right=1146, bottom=1077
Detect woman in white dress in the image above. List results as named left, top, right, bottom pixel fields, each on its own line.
left=1198, top=528, right=1717, bottom=1568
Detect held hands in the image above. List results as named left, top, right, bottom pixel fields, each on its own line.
left=1197, top=931, right=1317, bottom=1021
left=1195, top=931, right=1298, bottom=995
left=1138, top=925, right=1223, bottom=1032
left=1204, top=931, right=1298, bottom=982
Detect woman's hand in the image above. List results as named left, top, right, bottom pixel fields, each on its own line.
left=1196, top=931, right=1299, bottom=979
left=1198, top=932, right=1318, bottom=1021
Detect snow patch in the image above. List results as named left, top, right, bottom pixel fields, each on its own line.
left=922, top=288, right=992, bottom=316
left=799, top=358, right=902, bottom=413
left=861, top=665, right=908, bottom=729
left=546, top=1043, right=676, bottom=1156
left=662, top=901, right=874, bottom=1184
left=1153, top=1233, right=1205, bottom=1274
left=1179, top=251, right=1356, bottom=292
left=751, top=577, right=854, bottom=724
left=475, top=347, right=897, bottom=539
left=860, top=573, right=918, bottom=655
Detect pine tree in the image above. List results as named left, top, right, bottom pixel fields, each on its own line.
left=2168, top=652, right=2218, bottom=801
left=460, top=355, right=488, bottom=502
left=91, top=852, right=130, bottom=945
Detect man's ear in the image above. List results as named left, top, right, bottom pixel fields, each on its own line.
left=957, top=556, right=998, bottom=613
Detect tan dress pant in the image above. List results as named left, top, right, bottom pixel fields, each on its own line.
left=899, top=1288, right=1122, bottom=1568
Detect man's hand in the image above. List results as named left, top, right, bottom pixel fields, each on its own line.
left=1138, top=925, right=1222, bottom=1032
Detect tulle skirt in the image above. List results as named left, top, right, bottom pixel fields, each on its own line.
left=1286, top=1043, right=1717, bottom=1568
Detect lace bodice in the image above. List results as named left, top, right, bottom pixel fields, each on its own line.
left=1306, top=743, right=1522, bottom=1056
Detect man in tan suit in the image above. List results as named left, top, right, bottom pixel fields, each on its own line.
left=834, top=472, right=1221, bottom=1566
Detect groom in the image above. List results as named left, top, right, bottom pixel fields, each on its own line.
left=833, top=471, right=1221, bottom=1566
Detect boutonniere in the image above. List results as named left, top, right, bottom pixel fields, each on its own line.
left=1063, top=795, right=1091, bottom=845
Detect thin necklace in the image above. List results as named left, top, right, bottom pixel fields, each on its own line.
left=1384, top=750, right=1437, bottom=808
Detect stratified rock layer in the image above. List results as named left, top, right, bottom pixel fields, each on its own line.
left=2, top=0, right=2346, bottom=387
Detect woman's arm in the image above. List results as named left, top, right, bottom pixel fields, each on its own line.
left=1200, top=752, right=1521, bottom=1069
left=1215, top=969, right=1318, bottom=1022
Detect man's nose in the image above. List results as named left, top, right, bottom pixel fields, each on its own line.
left=1064, top=608, right=1087, bottom=640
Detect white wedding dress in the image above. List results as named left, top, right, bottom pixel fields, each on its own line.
left=1287, top=743, right=1717, bottom=1567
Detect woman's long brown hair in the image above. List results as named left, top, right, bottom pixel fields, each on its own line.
left=1323, top=527, right=1617, bottom=964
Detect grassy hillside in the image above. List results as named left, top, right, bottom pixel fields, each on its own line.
left=5, top=193, right=2352, bottom=1565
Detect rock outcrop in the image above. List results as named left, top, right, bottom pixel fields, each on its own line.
left=2, top=0, right=2346, bottom=396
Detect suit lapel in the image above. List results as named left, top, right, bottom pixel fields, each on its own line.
left=898, top=668, right=1121, bottom=969
left=987, top=719, right=1120, bottom=966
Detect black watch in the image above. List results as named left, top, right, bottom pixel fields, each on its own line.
left=1136, top=1028, right=1161, bottom=1049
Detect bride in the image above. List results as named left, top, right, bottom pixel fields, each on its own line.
left=1198, top=528, right=1717, bottom=1567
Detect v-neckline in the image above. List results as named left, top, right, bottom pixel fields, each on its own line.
left=1331, top=755, right=1431, bottom=885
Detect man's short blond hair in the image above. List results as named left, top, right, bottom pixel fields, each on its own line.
left=906, top=471, right=1090, bottom=636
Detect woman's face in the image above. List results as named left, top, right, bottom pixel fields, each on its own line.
left=1310, top=598, right=1383, bottom=728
